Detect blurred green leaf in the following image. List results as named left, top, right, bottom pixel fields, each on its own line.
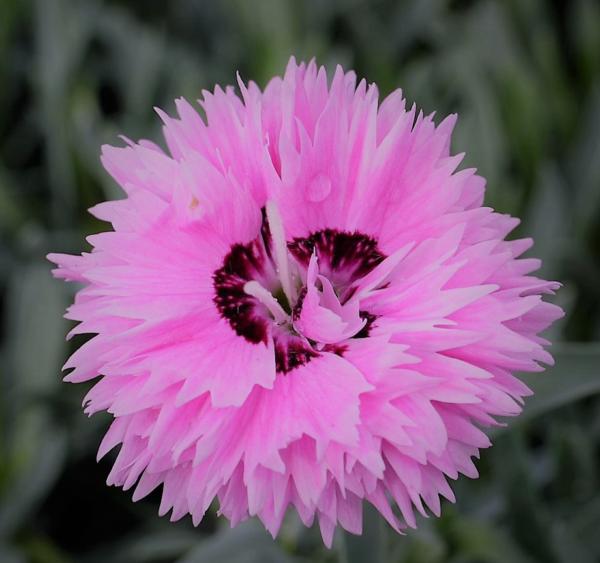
left=524, top=162, right=570, bottom=280
left=390, top=520, right=447, bottom=563
left=517, top=344, right=600, bottom=424
left=548, top=519, right=596, bottom=563
left=0, top=544, right=26, bottom=563
left=177, top=520, right=296, bottom=563
left=342, top=504, right=386, bottom=563
left=35, top=0, right=85, bottom=226
left=570, top=497, right=600, bottom=560
left=6, top=259, right=68, bottom=397
left=0, top=167, right=25, bottom=235
left=492, top=433, right=559, bottom=563
left=0, top=425, right=67, bottom=538
left=570, top=89, right=600, bottom=236
left=446, top=517, right=534, bottom=563
left=22, top=535, right=71, bottom=563
left=81, top=528, right=202, bottom=563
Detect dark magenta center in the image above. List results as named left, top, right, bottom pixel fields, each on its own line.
left=213, top=215, right=384, bottom=373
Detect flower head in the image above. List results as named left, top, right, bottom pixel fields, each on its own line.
left=49, top=58, right=563, bottom=546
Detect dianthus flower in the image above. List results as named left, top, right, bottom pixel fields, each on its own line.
left=49, top=58, right=562, bottom=546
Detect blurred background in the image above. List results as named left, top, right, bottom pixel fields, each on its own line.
left=1, top=0, right=599, bottom=561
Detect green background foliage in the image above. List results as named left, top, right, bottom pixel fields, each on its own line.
left=1, top=0, right=599, bottom=561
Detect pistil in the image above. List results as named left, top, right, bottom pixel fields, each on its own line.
left=243, top=280, right=290, bottom=324
left=265, top=200, right=297, bottom=307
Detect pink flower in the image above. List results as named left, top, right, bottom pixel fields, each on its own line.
left=49, top=58, right=563, bottom=546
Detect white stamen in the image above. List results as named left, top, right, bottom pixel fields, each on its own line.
left=244, top=280, right=289, bottom=324
left=266, top=200, right=297, bottom=305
